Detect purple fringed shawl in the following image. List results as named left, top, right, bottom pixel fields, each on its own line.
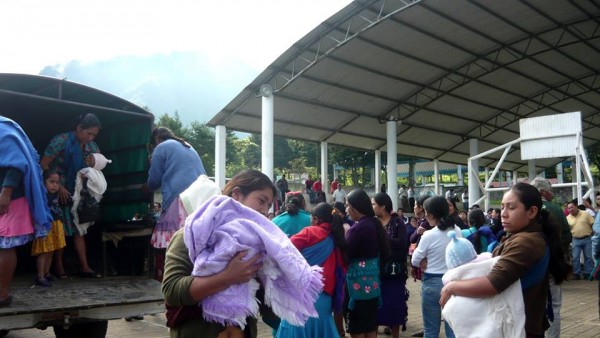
left=183, top=195, right=323, bottom=329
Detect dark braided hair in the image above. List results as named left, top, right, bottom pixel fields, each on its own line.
left=468, top=208, right=487, bottom=254
left=347, top=189, right=390, bottom=259
left=313, top=202, right=348, bottom=265
left=284, top=193, right=306, bottom=216
left=508, top=182, right=568, bottom=284
left=424, top=195, right=455, bottom=231
left=152, top=126, right=190, bottom=148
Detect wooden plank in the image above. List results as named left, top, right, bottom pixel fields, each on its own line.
left=0, top=276, right=163, bottom=317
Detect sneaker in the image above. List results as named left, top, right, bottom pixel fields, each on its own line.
left=583, top=274, right=590, bottom=280
left=35, top=277, right=52, bottom=287
left=411, top=329, right=424, bottom=337
left=573, top=274, right=582, bottom=280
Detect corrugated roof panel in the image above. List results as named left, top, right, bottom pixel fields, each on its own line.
left=207, top=0, right=600, bottom=172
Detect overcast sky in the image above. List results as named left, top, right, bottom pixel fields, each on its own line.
left=2, top=0, right=352, bottom=74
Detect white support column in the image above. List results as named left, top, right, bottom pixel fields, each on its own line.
left=468, top=139, right=479, bottom=209
left=260, top=85, right=274, bottom=181
left=556, top=163, right=564, bottom=183
left=433, top=159, right=440, bottom=195
left=528, top=160, right=536, bottom=180
left=375, top=150, right=381, bottom=195
left=573, top=158, right=580, bottom=203
left=320, top=141, right=328, bottom=201
left=513, top=170, right=518, bottom=185
left=215, top=125, right=226, bottom=189
left=457, top=165, right=463, bottom=186
left=387, top=119, right=398, bottom=210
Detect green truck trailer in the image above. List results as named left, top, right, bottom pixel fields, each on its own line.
left=0, top=73, right=164, bottom=337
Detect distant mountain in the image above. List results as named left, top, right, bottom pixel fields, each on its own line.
left=40, top=51, right=260, bottom=124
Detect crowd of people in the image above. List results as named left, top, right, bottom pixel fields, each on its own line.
left=2, top=112, right=599, bottom=338
left=160, top=169, right=591, bottom=338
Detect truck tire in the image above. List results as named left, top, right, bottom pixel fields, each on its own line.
left=53, top=320, right=108, bottom=338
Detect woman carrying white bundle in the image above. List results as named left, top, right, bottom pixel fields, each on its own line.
left=442, top=231, right=525, bottom=338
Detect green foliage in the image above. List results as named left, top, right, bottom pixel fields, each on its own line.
left=225, top=138, right=261, bottom=176
left=330, top=147, right=374, bottom=188
left=156, top=112, right=187, bottom=138
left=188, top=121, right=215, bottom=176
left=588, top=142, right=600, bottom=169
left=155, top=112, right=215, bottom=176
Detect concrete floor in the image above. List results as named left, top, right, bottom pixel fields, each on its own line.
left=5, top=278, right=599, bottom=337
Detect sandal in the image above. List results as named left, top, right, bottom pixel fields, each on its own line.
left=0, top=295, right=12, bottom=308
left=78, top=270, right=102, bottom=278
left=45, top=273, right=58, bottom=281
left=35, top=277, right=52, bottom=287
left=54, top=270, right=69, bottom=279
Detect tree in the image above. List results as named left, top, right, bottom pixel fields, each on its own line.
left=155, top=112, right=218, bottom=176
left=156, top=112, right=188, bottom=139
left=187, top=121, right=216, bottom=176
left=587, top=143, right=600, bottom=170
left=226, top=138, right=261, bottom=176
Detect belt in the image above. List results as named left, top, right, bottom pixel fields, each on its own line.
left=573, top=235, right=591, bottom=239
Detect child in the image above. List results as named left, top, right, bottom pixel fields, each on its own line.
left=71, top=153, right=110, bottom=235
left=31, top=171, right=67, bottom=287
left=441, top=232, right=525, bottom=338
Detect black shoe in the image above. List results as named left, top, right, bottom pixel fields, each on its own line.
left=573, top=274, right=582, bottom=280
left=411, top=329, right=424, bottom=337
left=0, top=295, right=12, bottom=308
left=583, top=274, right=590, bottom=280
left=125, top=316, right=144, bottom=321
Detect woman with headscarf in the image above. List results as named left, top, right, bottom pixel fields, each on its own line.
left=40, top=113, right=102, bottom=278
left=344, top=189, right=389, bottom=338
left=143, top=126, right=206, bottom=282
left=1, top=116, right=53, bottom=306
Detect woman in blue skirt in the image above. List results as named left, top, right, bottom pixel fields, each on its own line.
left=276, top=202, right=348, bottom=338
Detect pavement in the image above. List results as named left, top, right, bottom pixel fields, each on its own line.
left=5, top=278, right=599, bottom=337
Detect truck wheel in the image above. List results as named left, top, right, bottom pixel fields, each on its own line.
left=0, top=330, right=9, bottom=338
left=53, top=320, right=108, bottom=338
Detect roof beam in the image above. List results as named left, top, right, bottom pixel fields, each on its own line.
left=229, top=110, right=527, bottom=168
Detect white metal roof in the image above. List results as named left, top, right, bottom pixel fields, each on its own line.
left=208, top=0, right=600, bottom=173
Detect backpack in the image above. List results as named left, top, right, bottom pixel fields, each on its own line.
left=466, top=226, right=496, bottom=253
left=77, top=177, right=101, bottom=223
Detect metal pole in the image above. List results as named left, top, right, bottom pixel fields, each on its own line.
left=375, top=150, right=381, bottom=195
left=321, top=142, right=328, bottom=202
left=215, top=125, right=226, bottom=189
left=387, top=119, right=398, bottom=210
left=260, top=85, right=274, bottom=182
